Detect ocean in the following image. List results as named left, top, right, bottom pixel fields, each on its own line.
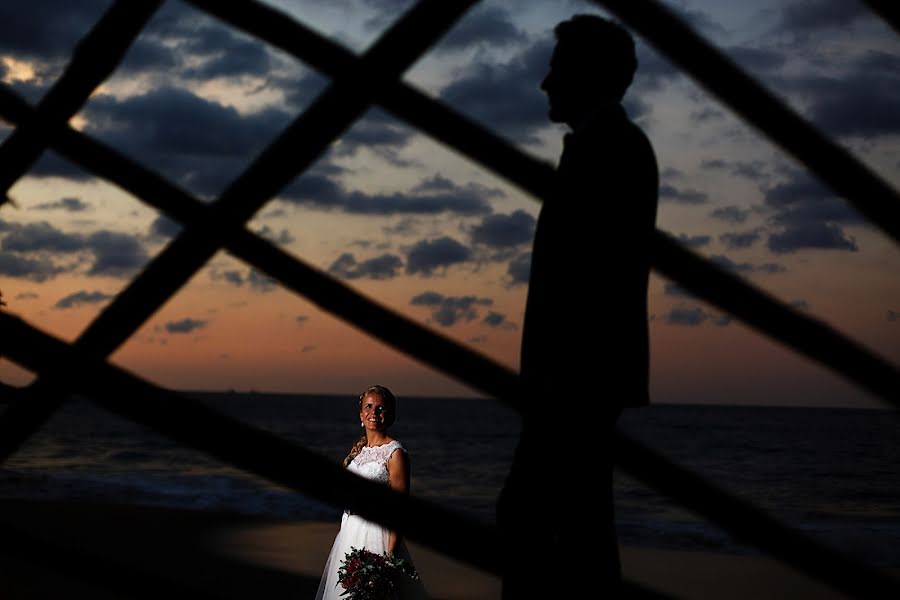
left=1, top=393, right=898, bottom=567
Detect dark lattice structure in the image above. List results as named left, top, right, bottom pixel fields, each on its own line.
left=0, top=1, right=898, bottom=598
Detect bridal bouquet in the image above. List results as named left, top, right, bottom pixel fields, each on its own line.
left=337, top=546, right=419, bottom=600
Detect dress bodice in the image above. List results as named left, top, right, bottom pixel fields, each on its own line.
left=347, top=440, right=403, bottom=485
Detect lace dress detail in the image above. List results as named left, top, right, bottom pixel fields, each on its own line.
left=346, top=440, right=403, bottom=486
left=314, top=439, right=428, bottom=600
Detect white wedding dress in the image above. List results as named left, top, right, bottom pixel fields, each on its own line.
left=314, top=440, right=429, bottom=600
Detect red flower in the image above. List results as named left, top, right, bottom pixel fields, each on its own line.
left=336, top=546, right=419, bottom=600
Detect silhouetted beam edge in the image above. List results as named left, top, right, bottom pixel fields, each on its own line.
left=6, top=74, right=895, bottom=415
left=173, top=0, right=900, bottom=410
left=183, top=0, right=558, bottom=208
left=0, top=310, right=497, bottom=575
left=861, top=0, right=900, bottom=37
left=593, top=0, right=900, bottom=248
left=73, top=0, right=478, bottom=357
left=0, top=519, right=220, bottom=599
left=653, top=232, right=900, bottom=407
left=0, top=0, right=163, bottom=203
left=616, top=432, right=900, bottom=600
left=1, top=310, right=890, bottom=599
left=0, top=0, right=478, bottom=466
left=0, top=89, right=520, bottom=411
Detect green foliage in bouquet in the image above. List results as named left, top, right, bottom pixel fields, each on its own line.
left=337, top=546, right=419, bottom=600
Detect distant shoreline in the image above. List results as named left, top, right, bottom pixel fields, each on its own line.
left=1, top=384, right=891, bottom=410
left=157, top=389, right=900, bottom=411
left=1, top=498, right=894, bottom=600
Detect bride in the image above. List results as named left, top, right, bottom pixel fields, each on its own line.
left=314, top=385, right=428, bottom=600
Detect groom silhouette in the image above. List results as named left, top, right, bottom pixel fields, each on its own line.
left=498, top=15, right=658, bottom=598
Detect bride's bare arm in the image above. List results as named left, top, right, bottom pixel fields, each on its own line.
left=386, top=448, right=410, bottom=554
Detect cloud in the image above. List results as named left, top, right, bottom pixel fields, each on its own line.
left=210, top=269, right=245, bottom=287
left=1, top=221, right=85, bottom=252
left=800, top=52, right=900, bottom=139
left=255, top=225, right=295, bottom=246
left=60, top=86, right=295, bottom=197
left=31, top=197, right=90, bottom=212
left=439, top=37, right=553, bottom=145
left=709, top=254, right=786, bottom=275
left=327, top=252, right=403, bottom=280
left=469, top=209, right=535, bottom=248
left=775, top=0, right=871, bottom=34
left=247, top=269, right=277, bottom=292
left=719, top=230, right=762, bottom=250
left=333, top=108, right=418, bottom=165
left=409, top=290, right=493, bottom=327
left=0, top=252, right=67, bottom=281
left=149, top=215, right=183, bottom=240
left=665, top=305, right=707, bottom=326
left=631, top=47, right=682, bottom=93
left=343, top=187, right=492, bottom=216
left=433, top=4, right=527, bottom=53
left=663, top=305, right=731, bottom=327
left=725, top=45, right=788, bottom=74
left=659, top=183, right=708, bottom=204
left=506, top=251, right=530, bottom=285
left=762, top=171, right=863, bottom=254
left=663, top=282, right=694, bottom=298
left=178, top=29, right=273, bottom=80
left=119, top=3, right=279, bottom=80
left=665, top=253, right=784, bottom=293
left=0, top=1, right=286, bottom=104
left=282, top=172, right=497, bottom=217
left=54, top=290, right=114, bottom=309
left=482, top=310, right=516, bottom=330
left=674, top=233, right=711, bottom=249
left=209, top=267, right=278, bottom=291
left=709, top=206, right=751, bottom=224
left=84, top=231, right=149, bottom=277
left=0, top=221, right=146, bottom=279
left=767, top=222, right=857, bottom=254
left=405, top=237, right=472, bottom=276
left=165, top=318, right=207, bottom=334
left=791, top=299, right=811, bottom=311
left=701, top=159, right=768, bottom=183
left=888, top=310, right=899, bottom=323
left=0, top=0, right=110, bottom=61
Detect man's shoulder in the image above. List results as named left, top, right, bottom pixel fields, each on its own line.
left=566, top=113, right=656, bottom=168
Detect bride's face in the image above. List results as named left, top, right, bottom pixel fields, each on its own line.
left=360, top=393, right=391, bottom=431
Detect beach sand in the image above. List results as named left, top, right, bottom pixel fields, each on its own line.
left=0, top=499, right=895, bottom=599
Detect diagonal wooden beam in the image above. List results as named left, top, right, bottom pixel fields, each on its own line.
left=0, top=0, right=163, bottom=207
left=616, top=432, right=900, bottom=600
left=593, top=0, right=900, bottom=248
left=183, top=0, right=558, bottom=209
left=0, top=310, right=502, bottom=574
left=861, top=0, right=900, bottom=36
left=0, top=0, right=478, bottom=465
left=176, top=0, right=900, bottom=410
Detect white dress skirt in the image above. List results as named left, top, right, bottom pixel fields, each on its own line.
left=314, top=440, right=429, bottom=600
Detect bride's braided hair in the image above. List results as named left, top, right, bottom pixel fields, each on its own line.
left=341, top=385, right=398, bottom=468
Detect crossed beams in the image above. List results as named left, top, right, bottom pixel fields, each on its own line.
left=0, top=0, right=479, bottom=459
left=185, top=0, right=900, bottom=408
left=0, top=0, right=898, bottom=598
left=0, top=0, right=164, bottom=205
left=595, top=0, right=900, bottom=248
left=2, top=67, right=897, bottom=596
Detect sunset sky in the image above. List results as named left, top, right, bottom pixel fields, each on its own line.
left=0, top=0, right=897, bottom=408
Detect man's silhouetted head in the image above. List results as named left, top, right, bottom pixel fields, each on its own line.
left=541, top=15, right=637, bottom=125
